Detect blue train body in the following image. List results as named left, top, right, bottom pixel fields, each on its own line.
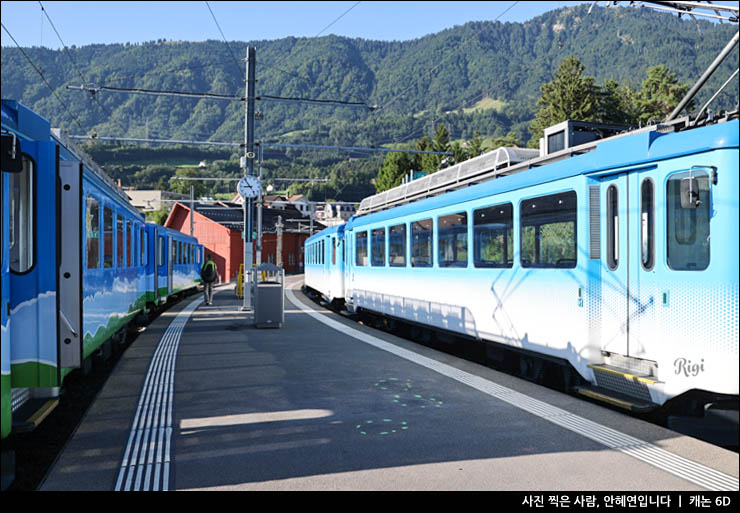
left=1, top=100, right=202, bottom=441
left=305, top=117, right=739, bottom=423
left=305, top=223, right=345, bottom=303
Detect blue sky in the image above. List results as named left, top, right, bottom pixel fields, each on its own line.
left=2, top=1, right=595, bottom=49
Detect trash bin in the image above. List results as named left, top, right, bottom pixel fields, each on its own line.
left=251, top=263, right=285, bottom=328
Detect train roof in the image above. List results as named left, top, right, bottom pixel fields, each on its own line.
left=2, top=99, right=139, bottom=214
left=151, top=223, right=200, bottom=243
left=306, top=223, right=345, bottom=244
left=355, top=113, right=738, bottom=221
left=347, top=117, right=738, bottom=230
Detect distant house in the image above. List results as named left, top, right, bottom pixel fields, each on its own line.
left=288, top=194, right=312, bottom=218
left=164, top=201, right=322, bottom=280
left=126, top=190, right=189, bottom=212
left=230, top=192, right=315, bottom=219
left=316, top=201, right=356, bottom=226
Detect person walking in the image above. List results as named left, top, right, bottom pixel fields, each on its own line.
left=201, top=253, right=217, bottom=305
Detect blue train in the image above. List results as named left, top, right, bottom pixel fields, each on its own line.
left=1, top=101, right=203, bottom=456
left=305, top=115, right=739, bottom=441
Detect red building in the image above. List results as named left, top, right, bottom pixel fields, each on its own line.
left=165, top=201, right=320, bottom=282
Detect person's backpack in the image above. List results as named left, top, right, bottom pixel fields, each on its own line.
left=201, top=262, right=217, bottom=283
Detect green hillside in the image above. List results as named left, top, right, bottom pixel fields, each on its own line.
left=2, top=4, right=737, bottom=201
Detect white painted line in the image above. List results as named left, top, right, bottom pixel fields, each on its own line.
left=114, top=293, right=204, bottom=491
left=285, top=286, right=739, bottom=492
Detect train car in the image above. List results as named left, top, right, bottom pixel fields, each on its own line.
left=145, top=223, right=202, bottom=308
left=0, top=101, right=204, bottom=481
left=328, top=114, right=738, bottom=439
left=0, top=99, right=151, bottom=439
left=304, top=223, right=345, bottom=304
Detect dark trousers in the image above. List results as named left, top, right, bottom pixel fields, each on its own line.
left=204, top=281, right=214, bottom=304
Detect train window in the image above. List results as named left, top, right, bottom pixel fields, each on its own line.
left=9, top=155, right=34, bottom=273
left=116, top=215, right=124, bottom=267
left=172, top=240, right=177, bottom=265
left=438, top=212, right=467, bottom=267
left=126, top=220, right=132, bottom=267
left=389, top=224, right=406, bottom=267
left=141, top=228, right=147, bottom=267
left=372, top=228, right=386, bottom=267
left=86, top=196, right=100, bottom=269
left=473, top=203, right=513, bottom=268
left=411, top=219, right=433, bottom=267
left=103, top=207, right=113, bottom=268
left=548, top=130, right=565, bottom=153
left=132, top=224, right=138, bottom=267
left=667, top=170, right=710, bottom=271
left=520, top=191, right=577, bottom=268
left=332, top=238, right=336, bottom=265
left=356, top=231, right=368, bottom=266
left=641, top=179, right=655, bottom=271
left=158, top=236, right=165, bottom=267
left=606, top=185, right=618, bottom=270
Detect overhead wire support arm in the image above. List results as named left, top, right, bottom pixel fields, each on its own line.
left=65, top=135, right=452, bottom=156
left=66, top=84, right=243, bottom=101
left=261, top=142, right=453, bottom=156
left=66, top=87, right=375, bottom=109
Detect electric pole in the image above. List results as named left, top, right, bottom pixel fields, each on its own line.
left=242, top=46, right=256, bottom=310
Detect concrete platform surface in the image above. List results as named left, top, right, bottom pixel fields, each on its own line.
left=39, top=278, right=739, bottom=491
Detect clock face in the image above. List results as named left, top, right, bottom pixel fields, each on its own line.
left=238, top=175, right=262, bottom=198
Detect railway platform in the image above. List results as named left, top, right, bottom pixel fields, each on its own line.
left=39, top=277, right=739, bottom=491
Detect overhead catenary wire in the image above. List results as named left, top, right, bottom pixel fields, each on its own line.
left=37, top=1, right=132, bottom=136
left=204, top=1, right=244, bottom=93
left=1, top=21, right=86, bottom=132
left=315, top=1, right=362, bottom=37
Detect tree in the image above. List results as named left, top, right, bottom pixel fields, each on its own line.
left=528, top=56, right=600, bottom=147
left=633, top=65, right=691, bottom=123
left=168, top=167, right=208, bottom=198
left=468, top=129, right=485, bottom=157
left=490, top=131, right=520, bottom=149
left=596, top=78, right=639, bottom=125
left=375, top=151, right=415, bottom=193
left=451, top=141, right=468, bottom=164
left=414, top=136, right=437, bottom=174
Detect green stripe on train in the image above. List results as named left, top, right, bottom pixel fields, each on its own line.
left=1, top=373, right=11, bottom=438
left=9, top=361, right=58, bottom=388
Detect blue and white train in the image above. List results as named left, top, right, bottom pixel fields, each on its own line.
left=1, top=100, right=203, bottom=454
left=305, top=115, right=739, bottom=439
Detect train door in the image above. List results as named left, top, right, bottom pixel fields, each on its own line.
left=1, top=160, right=11, bottom=439
left=9, top=138, right=58, bottom=390
left=599, top=172, right=630, bottom=356
left=57, top=160, right=81, bottom=369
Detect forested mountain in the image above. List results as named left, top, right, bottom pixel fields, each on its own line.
left=2, top=3, right=737, bottom=201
